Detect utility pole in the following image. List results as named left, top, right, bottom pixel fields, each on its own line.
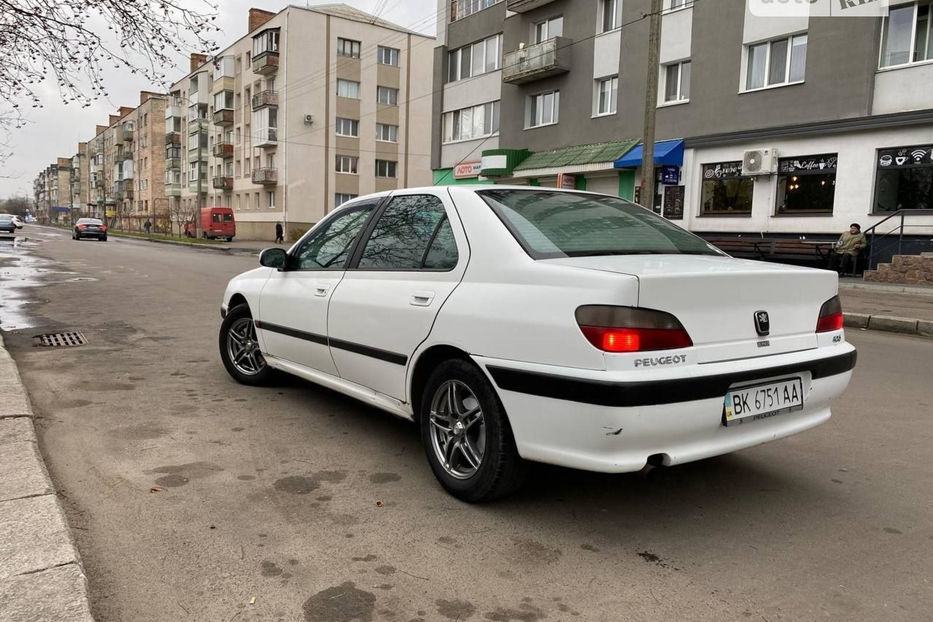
left=195, top=115, right=204, bottom=239
left=641, top=0, right=661, bottom=213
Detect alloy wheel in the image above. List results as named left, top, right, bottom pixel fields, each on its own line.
left=226, top=317, right=266, bottom=376
left=428, top=380, right=486, bottom=479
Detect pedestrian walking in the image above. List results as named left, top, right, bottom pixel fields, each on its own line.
left=143, top=219, right=152, bottom=235
left=275, top=222, right=284, bottom=244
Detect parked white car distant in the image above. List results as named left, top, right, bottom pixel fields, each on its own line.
left=219, top=187, right=856, bottom=501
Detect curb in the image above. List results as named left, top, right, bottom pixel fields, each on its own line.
left=0, top=334, right=94, bottom=622
left=844, top=312, right=931, bottom=337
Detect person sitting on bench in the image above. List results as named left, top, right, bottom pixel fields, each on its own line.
left=828, top=223, right=866, bottom=275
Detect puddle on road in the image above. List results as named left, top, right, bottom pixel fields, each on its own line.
left=0, top=235, right=83, bottom=331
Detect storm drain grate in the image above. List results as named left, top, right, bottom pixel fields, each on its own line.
left=34, top=332, right=87, bottom=347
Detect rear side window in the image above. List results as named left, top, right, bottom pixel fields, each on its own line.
left=357, top=195, right=457, bottom=270
left=479, top=189, right=718, bottom=259
left=223, top=213, right=233, bottom=222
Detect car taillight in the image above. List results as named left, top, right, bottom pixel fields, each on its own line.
left=77, top=224, right=86, bottom=229
left=100, top=225, right=107, bottom=231
left=816, top=296, right=844, bottom=333
left=576, top=306, right=693, bottom=353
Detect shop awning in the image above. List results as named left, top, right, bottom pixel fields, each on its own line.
left=613, top=139, right=684, bottom=168
left=513, top=139, right=640, bottom=173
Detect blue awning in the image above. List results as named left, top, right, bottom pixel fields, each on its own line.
left=613, top=139, right=684, bottom=169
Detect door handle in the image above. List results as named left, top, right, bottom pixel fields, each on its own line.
left=314, top=284, right=331, bottom=297
left=410, top=291, right=435, bottom=306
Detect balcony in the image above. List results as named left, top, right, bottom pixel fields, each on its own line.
left=212, top=142, right=234, bottom=159
left=212, top=176, right=234, bottom=191
left=187, top=176, right=208, bottom=193
left=114, top=181, right=134, bottom=201
left=251, top=168, right=277, bottom=185
left=252, top=51, right=279, bottom=75
left=188, top=148, right=208, bottom=164
left=165, top=184, right=181, bottom=197
left=118, top=125, right=134, bottom=142
left=188, top=118, right=207, bottom=134
left=213, top=108, right=234, bottom=127
left=166, top=148, right=182, bottom=170
left=252, top=90, right=279, bottom=110
left=166, top=131, right=181, bottom=146
left=254, top=127, right=278, bottom=147
left=502, top=37, right=572, bottom=85
left=165, top=104, right=182, bottom=119
left=506, top=0, right=557, bottom=11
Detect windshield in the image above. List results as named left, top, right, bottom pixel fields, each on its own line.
left=77, top=219, right=102, bottom=225
left=479, top=189, right=720, bottom=259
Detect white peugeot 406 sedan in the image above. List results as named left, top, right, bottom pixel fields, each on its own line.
left=219, top=187, right=856, bottom=501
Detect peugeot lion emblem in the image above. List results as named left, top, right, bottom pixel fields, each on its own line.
left=754, top=310, right=770, bottom=337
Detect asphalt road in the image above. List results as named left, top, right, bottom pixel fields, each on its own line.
left=1, top=227, right=932, bottom=622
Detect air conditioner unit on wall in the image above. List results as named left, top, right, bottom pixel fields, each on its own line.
left=742, top=148, right=777, bottom=175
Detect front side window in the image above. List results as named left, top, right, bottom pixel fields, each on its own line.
left=377, top=86, right=399, bottom=105
left=337, top=79, right=360, bottom=99
left=336, top=155, right=358, bottom=174
left=873, top=144, right=933, bottom=212
left=595, top=76, right=618, bottom=115
left=479, top=189, right=718, bottom=259
left=293, top=205, right=374, bottom=270
left=376, top=123, right=398, bottom=142
left=337, top=38, right=361, bottom=58
left=527, top=91, right=559, bottom=128
left=700, top=162, right=753, bottom=215
left=663, top=60, right=690, bottom=102
left=336, top=118, right=359, bottom=137
left=881, top=1, right=932, bottom=67
left=745, top=34, right=807, bottom=90
left=378, top=46, right=400, bottom=66
left=535, top=16, right=563, bottom=43
left=375, top=159, right=397, bottom=178
left=775, top=153, right=837, bottom=214
left=358, top=195, right=452, bottom=270
left=600, top=0, right=622, bottom=32
left=442, top=100, right=499, bottom=143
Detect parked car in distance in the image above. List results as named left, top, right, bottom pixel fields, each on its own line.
left=0, top=213, right=19, bottom=234
left=0, top=213, right=24, bottom=229
left=73, top=217, right=107, bottom=241
left=184, top=206, right=235, bottom=241
left=218, top=187, right=857, bottom=502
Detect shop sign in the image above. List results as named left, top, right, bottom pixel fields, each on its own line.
left=663, top=185, right=684, bottom=220
left=702, top=161, right=744, bottom=179
left=557, top=173, right=575, bottom=189
left=453, top=161, right=482, bottom=179
left=877, top=145, right=933, bottom=169
left=778, top=154, right=838, bottom=174
left=661, top=165, right=680, bottom=185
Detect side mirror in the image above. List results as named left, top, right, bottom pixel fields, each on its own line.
left=259, top=247, right=288, bottom=269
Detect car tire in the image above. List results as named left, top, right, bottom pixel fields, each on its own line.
left=420, top=359, right=527, bottom=502
left=219, top=303, right=274, bottom=386
left=101, top=235, right=107, bottom=242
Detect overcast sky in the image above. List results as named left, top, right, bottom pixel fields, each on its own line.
left=1, top=0, right=436, bottom=200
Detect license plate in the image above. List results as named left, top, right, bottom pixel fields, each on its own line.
left=723, top=377, right=804, bottom=426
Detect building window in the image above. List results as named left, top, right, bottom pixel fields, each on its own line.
left=376, top=123, right=399, bottom=142
left=600, top=0, right=622, bottom=32
left=267, top=191, right=275, bottom=208
left=526, top=91, right=559, bottom=128
left=535, top=16, right=563, bottom=43
left=880, top=1, right=932, bottom=68
left=253, top=29, right=280, bottom=56
left=447, top=34, right=502, bottom=82
left=335, top=193, right=358, bottom=206
left=336, top=155, right=359, bottom=174
left=375, top=159, right=397, bottom=178
left=776, top=154, right=837, bottom=214
left=255, top=193, right=260, bottom=210
left=336, top=118, right=359, bottom=137
left=337, top=38, right=361, bottom=58
left=378, top=46, right=399, bottom=66
left=700, top=162, right=753, bottom=215
left=337, top=79, right=360, bottom=99
left=595, top=76, right=618, bottom=116
left=663, top=60, right=690, bottom=103
left=665, top=0, right=695, bottom=11
left=745, top=34, right=807, bottom=90
left=873, top=144, right=933, bottom=212
left=377, top=86, right=399, bottom=105
left=451, top=0, right=503, bottom=22
left=442, top=101, right=500, bottom=143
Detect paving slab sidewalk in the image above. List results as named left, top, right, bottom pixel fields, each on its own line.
left=838, top=279, right=933, bottom=337
left=0, top=334, right=93, bottom=622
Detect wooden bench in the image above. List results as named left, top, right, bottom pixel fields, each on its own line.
left=704, top=237, right=827, bottom=265
left=704, top=238, right=773, bottom=260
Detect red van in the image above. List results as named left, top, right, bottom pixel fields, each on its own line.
left=184, top=207, right=235, bottom=241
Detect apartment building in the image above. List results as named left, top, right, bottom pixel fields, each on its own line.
left=32, top=158, right=73, bottom=223
left=432, top=0, right=933, bottom=240
left=166, top=4, right=434, bottom=240
left=68, top=143, right=88, bottom=215
left=116, top=92, right=168, bottom=226
left=85, top=124, right=109, bottom=218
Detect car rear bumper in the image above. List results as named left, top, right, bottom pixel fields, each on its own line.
left=76, top=232, right=106, bottom=238
left=474, top=344, right=856, bottom=473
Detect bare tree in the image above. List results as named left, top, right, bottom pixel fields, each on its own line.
left=0, top=0, right=221, bottom=110
left=1, top=194, right=31, bottom=215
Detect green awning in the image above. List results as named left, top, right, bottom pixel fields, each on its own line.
left=513, top=139, right=640, bottom=172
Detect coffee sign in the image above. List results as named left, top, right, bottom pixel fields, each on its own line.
left=878, top=145, right=933, bottom=169
left=703, top=161, right=744, bottom=179
left=778, top=154, right=838, bottom=174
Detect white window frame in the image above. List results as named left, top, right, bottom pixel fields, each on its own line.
left=534, top=17, right=563, bottom=43
left=336, top=155, right=359, bottom=174
left=337, top=38, right=361, bottom=58
left=337, top=79, right=360, bottom=99
left=661, top=60, right=690, bottom=104
left=442, top=101, right=500, bottom=144
left=375, top=159, right=397, bottom=178
left=742, top=33, right=807, bottom=92
left=378, top=46, right=399, bottom=66
left=526, top=91, right=560, bottom=129
left=376, top=123, right=399, bottom=142
left=452, top=0, right=503, bottom=22
left=336, top=118, right=359, bottom=137
left=335, top=193, right=358, bottom=206
left=664, top=0, right=694, bottom=13
left=377, top=86, right=399, bottom=105
left=594, top=75, right=618, bottom=116
left=879, top=1, right=933, bottom=69
left=267, top=191, right=275, bottom=208
left=447, top=34, right=502, bottom=83
left=599, top=0, right=622, bottom=33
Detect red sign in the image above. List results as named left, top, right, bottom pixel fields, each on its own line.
left=454, top=162, right=482, bottom=179
left=557, top=173, right=575, bottom=189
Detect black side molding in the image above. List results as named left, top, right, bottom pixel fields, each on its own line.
left=255, top=321, right=407, bottom=366
left=487, top=349, right=856, bottom=407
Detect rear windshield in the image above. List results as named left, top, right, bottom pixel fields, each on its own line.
left=479, top=189, right=719, bottom=259
left=76, top=218, right=102, bottom=225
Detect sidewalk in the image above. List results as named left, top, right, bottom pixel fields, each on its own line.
left=838, top=278, right=933, bottom=337
left=0, top=333, right=94, bottom=622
